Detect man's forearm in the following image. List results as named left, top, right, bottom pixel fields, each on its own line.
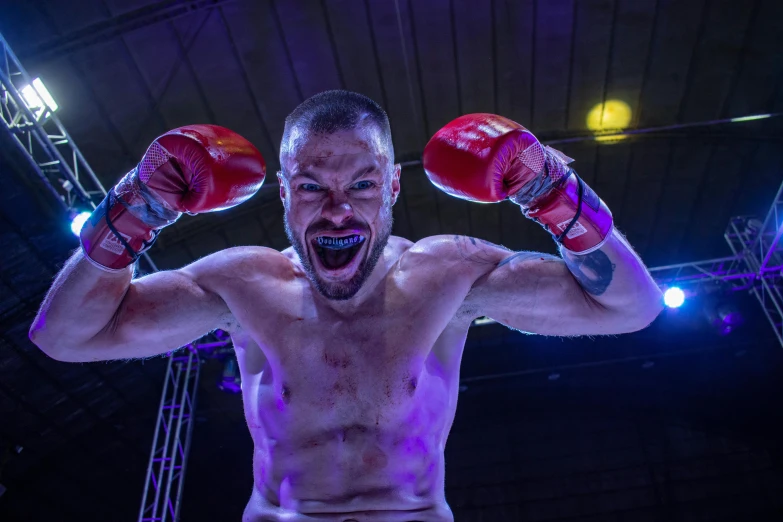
left=560, top=228, right=663, bottom=320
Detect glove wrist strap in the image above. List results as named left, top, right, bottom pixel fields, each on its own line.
left=518, top=169, right=614, bottom=255
left=79, top=189, right=161, bottom=271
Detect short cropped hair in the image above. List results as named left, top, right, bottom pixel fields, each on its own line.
left=280, top=90, right=393, bottom=163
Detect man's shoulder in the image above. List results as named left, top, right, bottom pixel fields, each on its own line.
left=400, top=235, right=496, bottom=275
left=406, top=235, right=489, bottom=262
left=407, top=234, right=459, bottom=254
left=185, top=245, right=297, bottom=283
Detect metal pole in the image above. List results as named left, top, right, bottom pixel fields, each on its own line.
left=162, top=351, right=194, bottom=522
left=173, top=349, right=200, bottom=521
left=750, top=179, right=783, bottom=256
left=151, top=360, right=183, bottom=521
left=0, top=123, right=68, bottom=211
left=137, top=355, right=173, bottom=522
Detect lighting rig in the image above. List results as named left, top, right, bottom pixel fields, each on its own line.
left=0, top=33, right=158, bottom=272
left=2, top=32, right=782, bottom=522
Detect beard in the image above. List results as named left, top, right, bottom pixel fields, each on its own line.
left=285, top=211, right=392, bottom=301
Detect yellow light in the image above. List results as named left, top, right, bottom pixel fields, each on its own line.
left=586, top=100, right=632, bottom=142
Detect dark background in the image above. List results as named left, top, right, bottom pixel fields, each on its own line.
left=1, top=0, right=783, bottom=520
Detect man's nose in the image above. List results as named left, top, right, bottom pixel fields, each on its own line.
left=321, top=190, right=353, bottom=225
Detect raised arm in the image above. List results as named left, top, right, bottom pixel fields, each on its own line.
left=423, top=114, right=663, bottom=336
left=29, top=124, right=266, bottom=362
left=451, top=233, right=662, bottom=335
left=29, top=249, right=235, bottom=362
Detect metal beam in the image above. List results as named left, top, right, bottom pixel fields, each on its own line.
left=19, top=0, right=240, bottom=65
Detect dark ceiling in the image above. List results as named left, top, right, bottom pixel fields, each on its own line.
left=1, top=0, right=783, bottom=520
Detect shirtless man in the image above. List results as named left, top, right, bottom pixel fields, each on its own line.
left=30, top=90, right=663, bottom=521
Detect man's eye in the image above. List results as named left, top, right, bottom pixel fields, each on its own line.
left=353, top=180, right=375, bottom=190
left=300, top=183, right=321, bottom=192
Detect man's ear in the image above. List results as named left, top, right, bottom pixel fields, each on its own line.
left=391, top=164, right=401, bottom=205
left=277, top=172, right=286, bottom=202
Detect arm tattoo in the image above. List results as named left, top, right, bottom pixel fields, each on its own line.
left=453, top=235, right=508, bottom=265
left=562, top=249, right=616, bottom=296
left=497, top=251, right=554, bottom=267
left=453, top=236, right=560, bottom=270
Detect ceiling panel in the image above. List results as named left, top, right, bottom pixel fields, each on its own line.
left=531, top=0, right=575, bottom=133
left=636, top=0, right=708, bottom=126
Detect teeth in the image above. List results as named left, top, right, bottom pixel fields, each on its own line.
left=316, top=235, right=365, bottom=250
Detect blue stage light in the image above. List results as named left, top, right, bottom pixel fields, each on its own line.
left=664, top=287, right=685, bottom=308
left=70, top=211, right=91, bottom=236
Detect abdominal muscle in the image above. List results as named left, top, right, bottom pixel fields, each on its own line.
left=244, top=430, right=452, bottom=521
left=238, top=354, right=457, bottom=522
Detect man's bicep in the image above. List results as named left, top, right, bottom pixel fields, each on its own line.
left=462, top=249, right=602, bottom=334
left=83, top=255, right=235, bottom=361
left=446, top=236, right=550, bottom=320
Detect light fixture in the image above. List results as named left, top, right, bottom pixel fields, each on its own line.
left=586, top=100, right=632, bottom=142
left=730, top=114, right=771, bottom=123
left=701, top=284, right=744, bottom=336
left=709, top=301, right=744, bottom=336
left=663, top=287, right=685, bottom=308
left=20, top=77, right=58, bottom=116
left=70, top=211, right=91, bottom=236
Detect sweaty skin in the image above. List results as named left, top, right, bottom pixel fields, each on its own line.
left=30, top=124, right=662, bottom=522
left=233, top=126, right=469, bottom=519
left=226, top=237, right=471, bottom=521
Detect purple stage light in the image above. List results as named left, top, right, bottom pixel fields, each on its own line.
left=715, top=304, right=744, bottom=335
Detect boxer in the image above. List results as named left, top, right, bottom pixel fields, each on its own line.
left=30, top=91, right=663, bottom=521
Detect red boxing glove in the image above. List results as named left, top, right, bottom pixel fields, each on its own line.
left=423, top=113, right=613, bottom=254
left=80, top=125, right=266, bottom=271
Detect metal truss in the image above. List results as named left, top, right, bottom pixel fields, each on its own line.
left=138, top=346, right=202, bottom=522
left=0, top=31, right=158, bottom=271
left=724, top=180, right=783, bottom=347
left=0, top=32, right=102, bottom=215
left=647, top=255, right=754, bottom=290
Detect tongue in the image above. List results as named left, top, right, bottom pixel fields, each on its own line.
left=323, top=246, right=356, bottom=269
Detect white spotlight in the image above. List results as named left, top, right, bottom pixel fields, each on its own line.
left=664, top=287, right=685, bottom=308
left=70, top=211, right=91, bottom=236
left=20, top=77, right=58, bottom=114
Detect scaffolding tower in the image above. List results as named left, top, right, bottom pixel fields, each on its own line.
left=138, top=346, right=201, bottom=522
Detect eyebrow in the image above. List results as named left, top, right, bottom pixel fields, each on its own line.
left=290, top=164, right=378, bottom=183
left=351, top=164, right=378, bottom=181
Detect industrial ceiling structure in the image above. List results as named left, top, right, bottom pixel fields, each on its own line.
left=1, top=0, right=782, bottom=520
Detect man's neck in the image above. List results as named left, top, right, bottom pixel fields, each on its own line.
left=314, top=245, right=398, bottom=314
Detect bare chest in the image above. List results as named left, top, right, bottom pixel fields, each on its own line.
left=226, top=268, right=468, bottom=437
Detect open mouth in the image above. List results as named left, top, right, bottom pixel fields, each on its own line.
left=312, top=234, right=366, bottom=271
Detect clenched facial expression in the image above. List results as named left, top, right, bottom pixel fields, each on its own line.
left=279, top=124, right=400, bottom=300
